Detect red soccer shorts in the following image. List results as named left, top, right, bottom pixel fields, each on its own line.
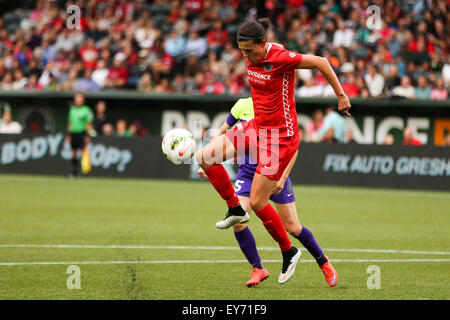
left=225, top=119, right=300, bottom=181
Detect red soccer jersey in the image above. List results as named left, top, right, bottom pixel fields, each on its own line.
left=246, top=44, right=302, bottom=138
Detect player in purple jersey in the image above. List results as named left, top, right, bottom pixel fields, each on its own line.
left=198, top=97, right=337, bottom=287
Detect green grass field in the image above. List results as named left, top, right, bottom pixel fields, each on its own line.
left=0, top=174, right=449, bottom=300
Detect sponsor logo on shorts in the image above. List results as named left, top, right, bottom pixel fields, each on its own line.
left=286, top=183, right=293, bottom=194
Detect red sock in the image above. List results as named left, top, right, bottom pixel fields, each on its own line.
left=205, top=165, right=240, bottom=208
left=255, top=203, right=292, bottom=252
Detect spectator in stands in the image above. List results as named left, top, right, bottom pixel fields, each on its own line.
left=386, top=30, right=401, bottom=58
left=445, top=133, right=450, bottom=147
left=102, top=122, right=114, bottom=137
left=137, top=72, right=153, bottom=93
left=297, top=78, right=323, bottom=97
left=12, top=69, right=28, bottom=90
left=169, top=3, right=188, bottom=33
left=402, top=127, right=422, bottom=146
left=40, top=38, right=57, bottom=65
left=207, top=20, right=228, bottom=54
left=410, top=37, right=431, bottom=70
left=342, top=73, right=359, bottom=98
left=154, top=78, right=173, bottom=93
left=47, top=72, right=59, bottom=91
left=322, top=128, right=337, bottom=143
left=93, top=101, right=109, bottom=136
left=333, top=19, right=354, bottom=48
left=345, top=130, right=356, bottom=144
left=185, top=72, right=203, bottom=94
left=305, top=109, right=324, bottom=142
left=364, top=65, right=385, bottom=98
left=164, top=30, right=186, bottom=58
left=415, top=75, right=431, bottom=100
left=92, top=59, right=109, bottom=89
left=318, top=106, right=346, bottom=143
left=442, top=56, right=450, bottom=86
left=184, top=30, right=207, bottom=58
left=128, top=50, right=152, bottom=83
left=430, top=78, right=448, bottom=100
left=24, top=59, right=42, bottom=78
left=383, top=134, right=395, bottom=145
left=172, top=74, right=186, bottom=92
left=115, top=119, right=131, bottom=137
left=73, top=68, right=100, bottom=92
left=221, top=42, right=237, bottom=66
left=0, top=59, right=6, bottom=78
left=0, top=0, right=447, bottom=102
left=104, top=53, right=129, bottom=88
left=385, top=64, right=401, bottom=93
left=128, top=119, right=148, bottom=137
left=200, top=73, right=225, bottom=95
left=54, top=30, right=76, bottom=53
left=128, top=122, right=138, bottom=137
left=208, top=51, right=229, bottom=80
left=25, top=73, right=42, bottom=90
left=1, top=72, right=13, bottom=90
left=393, top=76, right=415, bottom=99
left=79, top=38, right=99, bottom=70
left=184, top=54, right=201, bottom=78
left=0, top=111, right=22, bottom=134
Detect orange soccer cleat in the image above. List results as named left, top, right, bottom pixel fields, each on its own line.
left=246, top=267, right=270, bottom=287
left=320, top=256, right=338, bottom=287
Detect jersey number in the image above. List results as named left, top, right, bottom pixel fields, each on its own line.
left=234, top=180, right=244, bottom=192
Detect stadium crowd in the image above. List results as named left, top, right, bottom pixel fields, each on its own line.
left=0, top=0, right=448, bottom=100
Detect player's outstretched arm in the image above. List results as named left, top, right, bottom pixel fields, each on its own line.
left=297, top=55, right=351, bottom=117
left=211, top=121, right=231, bottom=141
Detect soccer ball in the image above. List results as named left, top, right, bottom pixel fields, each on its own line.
left=161, top=128, right=196, bottom=165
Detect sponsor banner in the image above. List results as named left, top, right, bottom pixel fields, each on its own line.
left=161, top=111, right=450, bottom=146
left=291, top=143, right=450, bottom=190
left=0, top=134, right=448, bottom=190
left=0, top=134, right=189, bottom=179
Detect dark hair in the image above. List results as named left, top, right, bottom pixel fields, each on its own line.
left=237, top=18, right=270, bottom=43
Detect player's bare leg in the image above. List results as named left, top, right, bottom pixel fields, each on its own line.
left=196, top=134, right=236, bottom=171
left=250, top=173, right=301, bottom=284
left=276, top=202, right=337, bottom=287
left=195, top=135, right=249, bottom=228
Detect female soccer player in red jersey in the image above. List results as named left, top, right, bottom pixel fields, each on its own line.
left=195, top=18, right=351, bottom=285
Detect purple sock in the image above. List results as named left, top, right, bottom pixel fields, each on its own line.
left=296, top=226, right=328, bottom=266
left=234, top=226, right=264, bottom=269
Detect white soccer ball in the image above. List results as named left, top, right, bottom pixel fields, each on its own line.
left=161, top=128, right=196, bottom=165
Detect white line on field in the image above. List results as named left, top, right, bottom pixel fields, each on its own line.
left=0, top=244, right=449, bottom=255
left=1, top=259, right=450, bottom=266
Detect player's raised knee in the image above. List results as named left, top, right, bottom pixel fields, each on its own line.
left=196, top=145, right=216, bottom=171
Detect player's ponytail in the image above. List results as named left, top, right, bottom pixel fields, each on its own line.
left=257, top=18, right=270, bottom=32
left=237, top=18, right=270, bottom=43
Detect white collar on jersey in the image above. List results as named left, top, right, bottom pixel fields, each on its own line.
left=263, top=43, right=272, bottom=60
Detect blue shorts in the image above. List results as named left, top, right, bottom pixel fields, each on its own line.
left=234, top=164, right=295, bottom=204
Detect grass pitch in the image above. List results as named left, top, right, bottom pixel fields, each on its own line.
left=0, top=174, right=449, bottom=300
